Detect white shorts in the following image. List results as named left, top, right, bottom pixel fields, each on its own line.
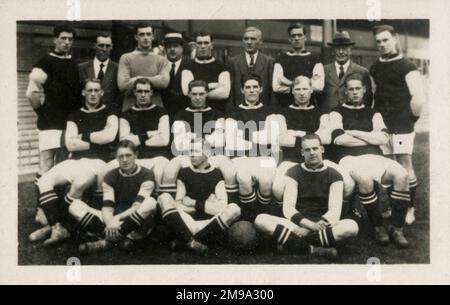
left=232, top=156, right=277, bottom=179
left=339, top=155, right=392, bottom=186
left=380, top=132, right=415, bottom=155
left=38, top=129, right=62, bottom=152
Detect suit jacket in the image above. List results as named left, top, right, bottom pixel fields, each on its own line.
left=229, top=52, right=275, bottom=108
left=161, top=58, right=191, bottom=122
left=321, top=61, right=373, bottom=113
left=78, top=59, right=122, bottom=113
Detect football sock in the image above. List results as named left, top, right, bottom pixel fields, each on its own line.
left=273, top=224, right=309, bottom=253
left=225, top=183, right=239, bottom=204
left=161, top=208, right=192, bottom=242
left=159, top=184, right=177, bottom=199
left=79, top=212, right=104, bottom=234
left=305, top=227, right=337, bottom=248
left=256, top=189, right=272, bottom=215
left=39, top=190, right=60, bottom=226
left=92, top=190, right=104, bottom=210
left=119, top=211, right=146, bottom=236
left=239, top=190, right=257, bottom=221
left=34, top=173, right=42, bottom=205
left=409, top=178, right=418, bottom=208
left=195, top=216, right=229, bottom=245
left=359, top=191, right=383, bottom=227
left=390, top=190, right=411, bottom=228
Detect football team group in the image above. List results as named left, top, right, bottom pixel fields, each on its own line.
left=25, top=21, right=425, bottom=259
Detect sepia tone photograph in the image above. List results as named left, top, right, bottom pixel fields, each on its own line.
left=16, top=18, right=429, bottom=265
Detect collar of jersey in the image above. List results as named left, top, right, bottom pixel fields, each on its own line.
left=379, top=53, right=403, bottom=62
left=50, top=52, right=72, bottom=59
left=239, top=103, right=263, bottom=110
left=289, top=104, right=315, bottom=110
left=189, top=164, right=215, bottom=173
left=301, top=162, right=328, bottom=172
left=343, top=103, right=365, bottom=110
left=134, top=48, right=153, bottom=55
left=81, top=104, right=106, bottom=113
left=119, top=165, right=141, bottom=177
left=287, top=51, right=311, bottom=57
left=186, top=106, right=212, bottom=112
left=132, top=104, right=156, bottom=111
left=195, top=57, right=216, bottom=64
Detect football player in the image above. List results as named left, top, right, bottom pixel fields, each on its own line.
left=160, top=80, right=239, bottom=206
left=272, top=76, right=355, bottom=215
left=255, top=134, right=359, bottom=259
left=29, top=78, right=118, bottom=247
left=226, top=74, right=282, bottom=220
left=158, top=140, right=241, bottom=253
left=73, top=140, right=158, bottom=253
left=370, top=25, right=426, bottom=224
left=330, top=72, right=412, bottom=248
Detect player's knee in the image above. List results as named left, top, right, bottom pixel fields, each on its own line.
left=337, top=219, right=359, bottom=238
left=254, top=214, right=273, bottom=233
left=343, top=180, right=356, bottom=200
left=162, top=159, right=182, bottom=183
left=68, top=199, right=90, bottom=221
left=224, top=203, right=241, bottom=221
left=236, top=171, right=252, bottom=189
left=391, top=166, right=409, bottom=189
left=257, top=174, right=275, bottom=193
left=354, top=175, right=375, bottom=193
left=272, top=180, right=284, bottom=202
left=37, top=176, right=53, bottom=193
left=138, top=197, right=158, bottom=218
left=157, top=193, right=175, bottom=211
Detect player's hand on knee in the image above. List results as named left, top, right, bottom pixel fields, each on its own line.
left=182, top=196, right=196, bottom=208
left=313, top=220, right=328, bottom=232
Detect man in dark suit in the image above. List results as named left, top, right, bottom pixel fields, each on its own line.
left=160, top=33, right=190, bottom=123
left=228, top=27, right=275, bottom=108
left=321, top=31, right=373, bottom=113
left=79, top=32, right=122, bottom=114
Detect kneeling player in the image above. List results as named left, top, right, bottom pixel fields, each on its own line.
left=255, top=134, right=359, bottom=259
left=30, top=79, right=118, bottom=247
left=330, top=72, right=411, bottom=248
left=160, top=80, right=239, bottom=204
left=158, top=140, right=241, bottom=253
left=72, top=140, right=158, bottom=253
left=226, top=74, right=282, bottom=220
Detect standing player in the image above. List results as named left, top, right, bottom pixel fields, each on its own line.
left=119, top=78, right=170, bottom=193
left=161, top=80, right=239, bottom=206
left=226, top=74, right=282, bottom=220
left=71, top=140, right=158, bottom=253
left=26, top=24, right=83, bottom=224
left=272, top=76, right=355, bottom=215
left=181, top=32, right=231, bottom=114
left=29, top=79, right=118, bottom=247
left=255, top=134, right=359, bottom=259
left=272, top=23, right=324, bottom=108
left=330, top=72, right=412, bottom=248
left=158, top=140, right=241, bottom=253
left=370, top=25, right=426, bottom=224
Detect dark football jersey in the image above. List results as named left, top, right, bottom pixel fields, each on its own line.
left=121, top=104, right=169, bottom=159
left=67, top=104, right=116, bottom=162
left=286, top=163, right=343, bottom=221
left=370, top=57, right=418, bottom=133
left=275, top=52, right=320, bottom=107
left=332, top=103, right=386, bottom=161
left=33, top=53, right=83, bottom=130
left=280, top=105, right=322, bottom=162
left=226, top=103, right=275, bottom=157
left=184, top=59, right=230, bottom=114
left=103, top=165, right=154, bottom=214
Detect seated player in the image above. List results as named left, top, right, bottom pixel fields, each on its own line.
left=255, top=134, right=359, bottom=259
left=330, top=72, right=411, bottom=248
left=160, top=80, right=239, bottom=205
left=72, top=140, right=158, bottom=254
left=226, top=74, right=282, bottom=220
left=158, top=140, right=241, bottom=253
left=272, top=76, right=355, bottom=214
left=29, top=78, right=118, bottom=247
left=116, top=78, right=170, bottom=193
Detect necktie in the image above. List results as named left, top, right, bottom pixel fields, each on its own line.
left=249, top=55, right=255, bottom=68
left=170, top=62, right=176, bottom=79
left=98, top=63, right=105, bottom=82
left=338, top=65, right=345, bottom=80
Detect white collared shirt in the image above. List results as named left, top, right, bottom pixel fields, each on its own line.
left=169, top=58, right=182, bottom=74
left=245, top=51, right=259, bottom=67
left=94, top=57, right=110, bottom=79
left=334, top=60, right=350, bottom=76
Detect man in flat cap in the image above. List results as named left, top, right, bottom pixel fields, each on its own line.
left=321, top=31, right=373, bottom=113
left=161, top=33, right=191, bottom=123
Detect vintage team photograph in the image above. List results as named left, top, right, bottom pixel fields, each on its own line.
left=16, top=18, right=429, bottom=265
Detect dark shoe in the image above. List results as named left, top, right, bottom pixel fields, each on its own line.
left=310, top=246, right=339, bottom=260
left=389, top=227, right=409, bottom=249
left=374, top=226, right=390, bottom=246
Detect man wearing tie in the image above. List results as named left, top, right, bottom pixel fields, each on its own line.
left=228, top=27, right=275, bottom=108
left=160, top=33, right=191, bottom=123
left=79, top=32, right=122, bottom=114
left=321, top=31, right=372, bottom=113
